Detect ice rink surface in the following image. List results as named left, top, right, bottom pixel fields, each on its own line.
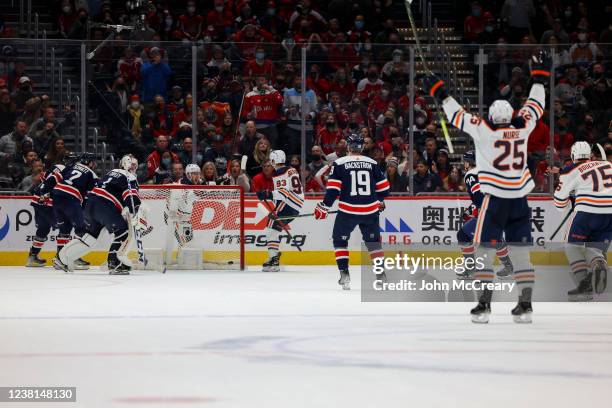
left=1, top=265, right=612, bottom=408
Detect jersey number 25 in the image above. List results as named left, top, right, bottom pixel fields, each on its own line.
left=493, top=139, right=526, bottom=171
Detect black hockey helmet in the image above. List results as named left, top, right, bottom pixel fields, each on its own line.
left=63, top=152, right=80, bottom=167
left=346, top=133, right=364, bottom=152
left=462, top=150, right=476, bottom=165
left=80, top=152, right=97, bottom=166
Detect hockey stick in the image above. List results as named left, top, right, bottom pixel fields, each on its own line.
left=231, top=90, right=247, bottom=155
left=276, top=210, right=339, bottom=221
left=126, top=182, right=148, bottom=269
left=549, top=207, right=573, bottom=241
left=261, top=199, right=303, bottom=252
left=403, top=0, right=454, bottom=153
left=596, top=143, right=607, bottom=161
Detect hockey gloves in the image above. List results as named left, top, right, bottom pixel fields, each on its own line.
left=314, top=202, right=330, bottom=220
left=423, top=74, right=448, bottom=103
left=530, top=50, right=552, bottom=84
left=379, top=201, right=386, bottom=212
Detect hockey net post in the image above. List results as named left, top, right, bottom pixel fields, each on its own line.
left=129, top=185, right=245, bottom=270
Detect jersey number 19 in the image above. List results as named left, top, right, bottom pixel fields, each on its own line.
left=350, top=170, right=371, bottom=196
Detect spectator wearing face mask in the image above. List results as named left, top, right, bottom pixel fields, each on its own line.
left=347, top=15, right=371, bottom=51
left=463, top=1, right=487, bottom=42
left=140, top=47, right=173, bottom=103
left=243, top=47, right=275, bottom=82
left=382, top=49, right=410, bottom=79
left=308, top=145, right=328, bottom=175
left=172, top=94, right=194, bottom=138
left=259, top=1, right=289, bottom=41
left=368, top=86, right=393, bottom=126
left=327, top=33, right=358, bottom=71
left=357, top=65, right=383, bottom=104
left=288, top=0, right=327, bottom=33
left=11, top=76, right=34, bottom=112
left=555, top=65, right=587, bottom=110
left=58, top=0, right=78, bottom=39
left=206, top=0, right=235, bottom=38
left=176, top=1, right=204, bottom=43
left=316, top=114, right=342, bottom=155
left=127, top=95, right=147, bottom=139
left=147, top=135, right=180, bottom=180
left=569, top=28, right=602, bottom=66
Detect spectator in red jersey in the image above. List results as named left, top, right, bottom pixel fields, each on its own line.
left=117, top=47, right=142, bottom=91
left=327, top=33, right=358, bottom=71
left=234, top=2, right=259, bottom=30
left=242, top=74, right=283, bottom=147
left=368, top=85, right=392, bottom=125
left=306, top=64, right=330, bottom=102
left=464, top=1, right=487, bottom=42
left=303, top=166, right=323, bottom=192
left=147, top=95, right=172, bottom=139
left=233, top=24, right=274, bottom=61
left=357, top=65, right=383, bottom=104
left=171, top=94, right=194, bottom=138
left=207, top=0, right=235, bottom=39
left=321, top=18, right=342, bottom=43
left=328, top=68, right=355, bottom=104
left=250, top=159, right=274, bottom=193
left=347, top=15, right=371, bottom=50
left=199, top=87, right=231, bottom=128
left=243, top=47, right=275, bottom=82
left=289, top=0, right=327, bottom=32
left=58, top=0, right=78, bottom=39
left=527, top=119, right=550, bottom=177
left=259, top=1, right=289, bottom=41
left=147, top=135, right=180, bottom=180
left=176, top=1, right=204, bottom=43
left=316, top=114, right=342, bottom=155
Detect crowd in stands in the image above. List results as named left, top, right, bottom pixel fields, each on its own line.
left=0, top=0, right=610, bottom=195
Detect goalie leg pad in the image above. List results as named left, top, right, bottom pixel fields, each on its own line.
left=59, top=233, right=98, bottom=266
left=109, top=229, right=129, bottom=262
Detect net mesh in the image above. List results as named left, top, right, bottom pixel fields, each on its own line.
left=136, top=185, right=244, bottom=270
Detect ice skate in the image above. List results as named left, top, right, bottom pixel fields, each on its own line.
left=108, top=258, right=131, bottom=275
left=470, top=302, right=491, bottom=324
left=338, top=269, right=351, bottom=290
left=568, top=274, right=594, bottom=301
left=26, top=254, right=46, bottom=267
left=262, top=254, right=281, bottom=272
left=592, top=258, right=608, bottom=294
left=52, top=257, right=72, bottom=273
left=74, top=257, right=90, bottom=270
left=512, top=288, right=533, bottom=323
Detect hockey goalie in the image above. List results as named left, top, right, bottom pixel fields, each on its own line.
left=163, top=164, right=203, bottom=267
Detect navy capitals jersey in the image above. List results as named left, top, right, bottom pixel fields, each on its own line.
left=323, top=155, right=389, bottom=215
left=31, top=164, right=65, bottom=207
left=90, top=169, right=141, bottom=214
left=464, top=168, right=483, bottom=208
left=52, top=163, right=98, bottom=204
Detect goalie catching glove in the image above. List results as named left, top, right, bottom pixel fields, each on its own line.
left=123, top=205, right=152, bottom=236
left=314, top=202, right=329, bottom=220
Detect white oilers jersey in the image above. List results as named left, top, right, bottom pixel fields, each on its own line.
left=272, top=166, right=304, bottom=211
left=166, top=185, right=199, bottom=221
left=554, top=161, right=612, bottom=214
left=442, top=83, right=546, bottom=198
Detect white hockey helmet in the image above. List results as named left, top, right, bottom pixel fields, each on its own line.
left=571, top=141, right=591, bottom=162
left=185, top=163, right=201, bottom=175
left=269, top=150, right=286, bottom=166
left=120, top=154, right=138, bottom=174
left=488, top=100, right=514, bottom=125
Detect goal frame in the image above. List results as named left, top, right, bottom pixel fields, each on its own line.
left=140, top=184, right=245, bottom=271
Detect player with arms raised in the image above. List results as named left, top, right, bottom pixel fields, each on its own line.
left=554, top=142, right=611, bottom=301
left=425, top=50, right=551, bottom=323
left=55, top=155, right=147, bottom=274
left=314, top=134, right=389, bottom=290
left=257, top=150, right=304, bottom=272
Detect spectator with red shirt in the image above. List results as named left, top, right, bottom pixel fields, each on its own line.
left=117, top=47, right=142, bottom=91
left=242, top=74, right=283, bottom=147
left=357, top=65, right=383, bottom=104
left=328, top=68, right=355, bottom=104
left=176, top=1, right=204, bottom=42
left=303, top=166, right=323, bottom=192
left=288, top=0, right=327, bottom=32
left=321, top=18, right=342, bottom=43
left=243, top=47, right=275, bottom=82
left=464, top=1, right=487, bottom=42
left=233, top=24, right=274, bottom=60
left=207, top=0, right=235, bottom=38
left=171, top=94, right=194, bottom=138
left=250, top=159, right=274, bottom=193
left=58, top=0, right=78, bottom=39
left=147, top=135, right=180, bottom=180
left=367, top=85, right=393, bottom=124
left=147, top=95, right=172, bottom=139
left=327, top=33, right=358, bottom=71
left=306, top=64, right=330, bottom=102
left=316, top=114, right=343, bottom=155
left=347, top=15, right=371, bottom=50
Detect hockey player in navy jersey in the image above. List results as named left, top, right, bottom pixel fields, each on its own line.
left=257, top=150, right=304, bottom=272
left=50, top=153, right=98, bottom=270
left=425, top=50, right=551, bottom=323
left=456, top=150, right=513, bottom=280
left=26, top=162, right=65, bottom=267
left=55, top=155, right=146, bottom=274
left=314, top=134, right=389, bottom=289
left=554, top=142, right=612, bottom=301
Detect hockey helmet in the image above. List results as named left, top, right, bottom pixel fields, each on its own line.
left=120, top=154, right=138, bottom=174
left=571, top=141, right=591, bottom=162
left=214, top=156, right=228, bottom=173
left=63, top=152, right=80, bottom=167
left=80, top=152, right=97, bottom=166
left=185, top=163, right=201, bottom=175
left=462, top=150, right=476, bottom=165
left=346, top=133, right=364, bottom=152
left=269, top=150, right=286, bottom=166
left=488, top=99, right=514, bottom=125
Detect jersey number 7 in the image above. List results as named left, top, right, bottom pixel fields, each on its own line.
left=493, top=139, right=526, bottom=171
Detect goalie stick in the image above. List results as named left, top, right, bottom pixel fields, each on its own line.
left=404, top=0, right=454, bottom=153
left=127, top=184, right=149, bottom=269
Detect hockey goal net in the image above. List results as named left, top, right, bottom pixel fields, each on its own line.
left=136, top=185, right=245, bottom=270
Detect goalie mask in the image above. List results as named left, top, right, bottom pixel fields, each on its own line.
left=488, top=100, right=514, bottom=125
left=120, top=154, right=138, bottom=174
left=571, top=141, right=591, bottom=162
left=185, top=163, right=202, bottom=183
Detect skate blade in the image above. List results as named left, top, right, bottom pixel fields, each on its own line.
left=109, top=271, right=130, bottom=275
left=568, top=293, right=594, bottom=302
left=25, top=262, right=46, bottom=268
left=262, top=267, right=280, bottom=272
left=73, top=265, right=89, bottom=270
left=341, top=283, right=351, bottom=290
left=471, top=312, right=490, bottom=324
left=513, top=312, right=532, bottom=324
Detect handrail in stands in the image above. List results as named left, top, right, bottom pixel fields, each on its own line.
left=42, top=30, right=47, bottom=81
left=34, top=13, right=38, bottom=64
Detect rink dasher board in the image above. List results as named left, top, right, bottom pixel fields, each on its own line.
left=0, top=195, right=580, bottom=266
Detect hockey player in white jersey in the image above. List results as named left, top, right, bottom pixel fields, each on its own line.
left=256, top=150, right=304, bottom=272
left=554, top=141, right=611, bottom=301
left=424, top=50, right=551, bottom=323
left=163, top=164, right=203, bottom=266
